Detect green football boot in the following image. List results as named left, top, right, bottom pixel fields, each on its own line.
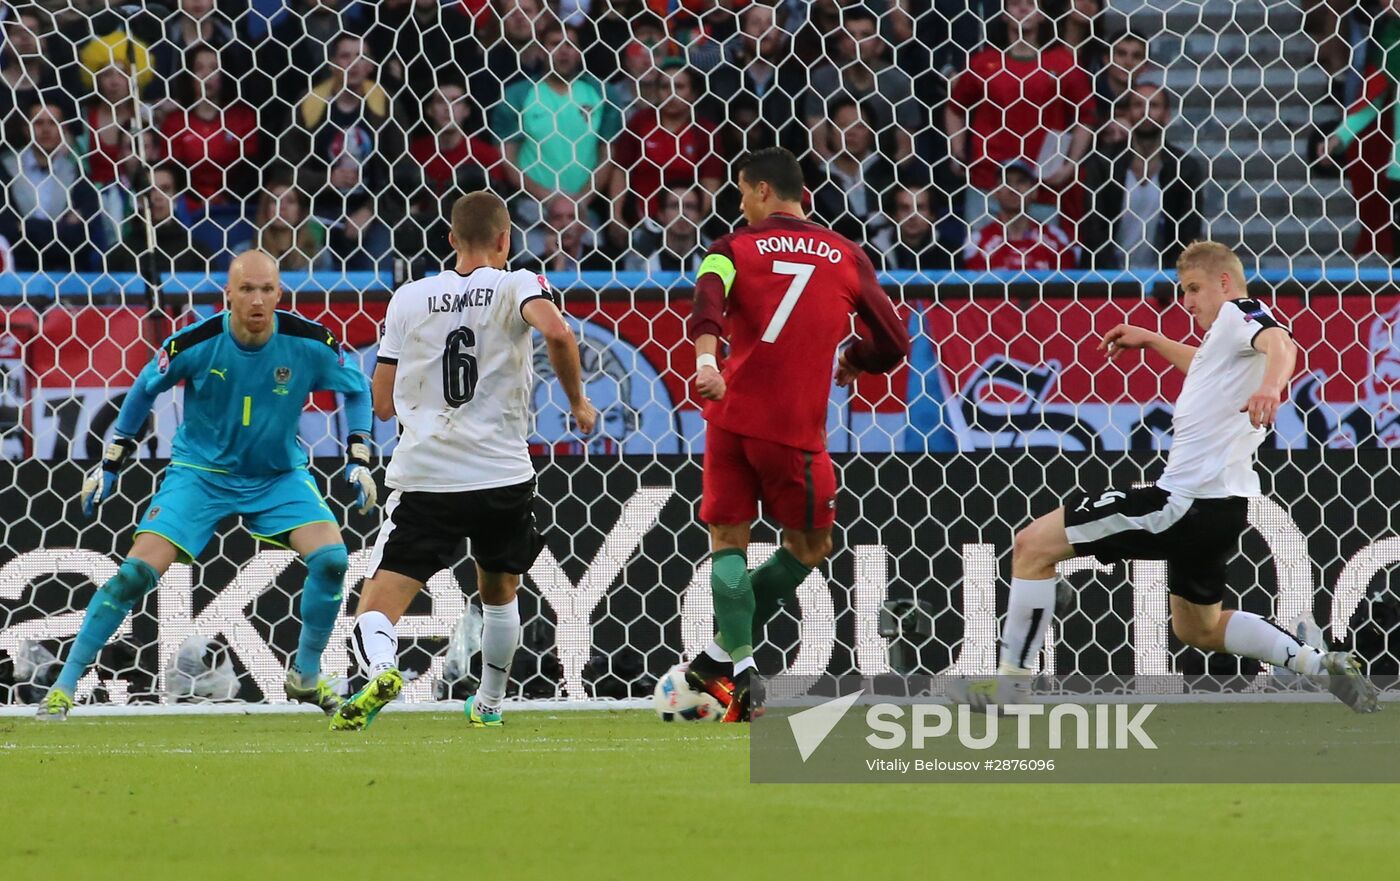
left=329, top=669, right=403, bottom=732
left=464, top=695, right=503, bottom=728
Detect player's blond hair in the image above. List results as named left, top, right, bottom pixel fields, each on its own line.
left=1176, top=241, right=1247, bottom=291
left=451, top=191, right=511, bottom=250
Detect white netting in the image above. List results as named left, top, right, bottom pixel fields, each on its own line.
left=1, top=0, right=1399, bottom=709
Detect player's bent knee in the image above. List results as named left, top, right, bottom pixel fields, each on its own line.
left=106, top=557, right=160, bottom=605
left=305, top=544, right=349, bottom=582
left=1170, top=617, right=1215, bottom=650
left=1012, top=526, right=1049, bottom=567
left=477, top=571, right=520, bottom=606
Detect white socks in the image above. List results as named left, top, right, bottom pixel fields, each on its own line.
left=355, top=601, right=521, bottom=709
left=1223, top=611, right=1325, bottom=674
left=353, top=610, right=398, bottom=676
left=703, top=640, right=731, bottom=663
left=999, top=577, right=1057, bottom=672
left=477, top=598, right=521, bottom=711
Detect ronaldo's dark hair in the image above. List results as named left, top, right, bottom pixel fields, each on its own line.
left=734, top=147, right=805, bottom=202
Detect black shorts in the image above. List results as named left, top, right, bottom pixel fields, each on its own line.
left=1062, top=485, right=1248, bottom=606
left=367, top=480, right=545, bottom=583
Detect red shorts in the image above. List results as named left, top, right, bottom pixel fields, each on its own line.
left=700, top=424, right=837, bottom=530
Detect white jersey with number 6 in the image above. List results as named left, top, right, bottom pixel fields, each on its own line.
left=377, top=267, right=554, bottom=492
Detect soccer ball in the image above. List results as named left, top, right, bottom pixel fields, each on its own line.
left=653, top=664, right=723, bottom=722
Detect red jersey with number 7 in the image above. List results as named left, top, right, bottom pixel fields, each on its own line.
left=688, top=212, right=910, bottom=452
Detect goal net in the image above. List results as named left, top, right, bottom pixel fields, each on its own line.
left=0, top=0, right=1397, bottom=709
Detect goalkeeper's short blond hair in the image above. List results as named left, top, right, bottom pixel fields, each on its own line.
left=1176, top=241, right=1247, bottom=290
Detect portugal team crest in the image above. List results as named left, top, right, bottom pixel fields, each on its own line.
left=273, top=366, right=292, bottom=395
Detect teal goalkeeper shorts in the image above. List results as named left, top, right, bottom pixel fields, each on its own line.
left=135, top=464, right=337, bottom=562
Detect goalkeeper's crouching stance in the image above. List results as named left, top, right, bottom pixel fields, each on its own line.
left=36, top=251, right=378, bottom=721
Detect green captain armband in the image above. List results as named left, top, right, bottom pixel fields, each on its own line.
left=697, top=253, right=736, bottom=296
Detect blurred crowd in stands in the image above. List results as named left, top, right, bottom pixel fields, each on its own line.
left=0, top=0, right=1207, bottom=278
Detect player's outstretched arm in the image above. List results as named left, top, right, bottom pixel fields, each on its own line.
left=523, top=297, right=597, bottom=434
left=81, top=355, right=167, bottom=518
left=1241, top=326, right=1297, bottom=428
left=1100, top=324, right=1197, bottom=374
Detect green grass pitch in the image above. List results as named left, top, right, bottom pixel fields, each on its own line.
left=1, top=710, right=1391, bottom=880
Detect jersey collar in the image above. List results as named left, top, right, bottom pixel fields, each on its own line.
left=446, top=266, right=489, bottom=278
left=765, top=211, right=814, bottom=228
left=226, top=312, right=274, bottom=353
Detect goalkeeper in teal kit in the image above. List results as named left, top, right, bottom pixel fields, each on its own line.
left=36, top=252, right=378, bottom=720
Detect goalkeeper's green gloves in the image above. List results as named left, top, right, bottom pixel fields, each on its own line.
left=81, top=437, right=138, bottom=518
left=342, top=434, right=378, bottom=514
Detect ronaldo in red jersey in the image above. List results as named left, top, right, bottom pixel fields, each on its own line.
left=686, top=147, right=909, bottom=719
